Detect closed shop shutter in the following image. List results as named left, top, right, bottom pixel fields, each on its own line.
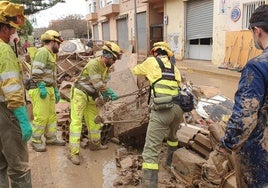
left=117, top=18, right=129, bottom=51
left=93, top=24, right=99, bottom=40
left=102, top=21, right=110, bottom=41
left=186, top=0, right=213, bottom=40
left=137, top=12, right=147, bottom=54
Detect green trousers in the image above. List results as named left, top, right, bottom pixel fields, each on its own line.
left=0, top=103, right=30, bottom=187
left=142, top=104, right=183, bottom=170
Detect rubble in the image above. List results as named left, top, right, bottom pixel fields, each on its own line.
left=22, top=39, right=237, bottom=187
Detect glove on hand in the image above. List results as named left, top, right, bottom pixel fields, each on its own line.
left=101, top=88, right=118, bottom=101
left=37, top=82, right=47, bottom=99
left=13, top=106, right=32, bottom=142
left=54, top=88, right=60, bottom=103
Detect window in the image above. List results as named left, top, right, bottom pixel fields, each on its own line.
left=242, top=1, right=265, bottom=30
left=89, top=1, right=96, bottom=13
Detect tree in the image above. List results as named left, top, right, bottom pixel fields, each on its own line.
left=19, top=19, right=33, bottom=37
left=9, top=0, right=66, bottom=15
left=48, top=14, right=88, bottom=38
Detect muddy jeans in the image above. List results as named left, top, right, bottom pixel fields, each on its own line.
left=142, top=104, right=183, bottom=169
left=0, top=103, right=29, bottom=187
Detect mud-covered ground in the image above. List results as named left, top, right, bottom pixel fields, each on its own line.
left=29, top=67, right=239, bottom=188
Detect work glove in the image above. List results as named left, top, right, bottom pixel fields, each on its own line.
left=101, top=88, right=118, bottom=101
left=13, top=106, right=32, bottom=142
left=54, top=88, right=60, bottom=103
left=37, top=82, right=47, bottom=99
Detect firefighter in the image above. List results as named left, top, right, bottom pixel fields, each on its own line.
left=68, top=41, right=122, bottom=165
left=0, top=1, right=32, bottom=187
left=28, top=30, right=66, bottom=152
left=132, top=42, right=184, bottom=187
left=218, top=5, right=268, bottom=188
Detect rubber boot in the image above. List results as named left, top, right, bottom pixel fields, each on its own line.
left=31, top=142, right=46, bottom=152
left=141, top=169, right=158, bottom=188
left=165, top=145, right=177, bottom=169
left=10, top=170, right=32, bottom=188
left=0, top=169, right=9, bottom=188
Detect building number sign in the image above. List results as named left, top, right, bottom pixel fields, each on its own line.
left=231, top=7, right=241, bottom=22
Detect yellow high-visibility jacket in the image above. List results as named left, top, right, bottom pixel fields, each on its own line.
left=75, top=57, right=110, bottom=94
left=0, top=39, right=25, bottom=110
left=31, top=46, right=57, bottom=87
left=132, top=56, right=182, bottom=97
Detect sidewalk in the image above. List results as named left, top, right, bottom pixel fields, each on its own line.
left=176, top=59, right=241, bottom=79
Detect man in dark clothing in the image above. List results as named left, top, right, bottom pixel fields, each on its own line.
left=218, top=5, right=268, bottom=188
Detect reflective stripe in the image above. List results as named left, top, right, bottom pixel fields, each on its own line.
left=32, top=69, right=43, bottom=74
left=162, top=72, right=175, bottom=77
left=32, top=61, right=46, bottom=67
left=0, top=72, right=19, bottom=81
left=44, top=69, right=53, bottom=74
left=2, top=84, right=21, bottom=94
left=48, top=123, right=56, bottom=128
left=154, top=88, right=178, bottom=95
left=0, top=96, right=4, bottom=102
left=167, top=140, right=178, bottom=147
left=70, top=132, right=81, bottom=137
left=93, top=81, right=103, bottom=88
left=43, top=77, right=54, bottom=83
left=90, top=130, right=101, bottom=134
left=32, top=124, right=45, bottom=131
left=142, top=163, right=159, bottom=170
left=91, top=74, right=101, bottom=79
left=69, top=143, right=80, bottom=147
left=80, top=83, right=95, bottom=93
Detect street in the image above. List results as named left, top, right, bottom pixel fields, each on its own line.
left=29, top=64, right=240, bottom=188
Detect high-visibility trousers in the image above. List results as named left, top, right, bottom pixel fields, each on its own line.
left=69, top=87, right=101, bottom=156
left=142, top=104, right=183, bottom=170
left=28, top=87, right=57, bottom=143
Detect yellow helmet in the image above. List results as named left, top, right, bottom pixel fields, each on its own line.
left=41, top=30, right=63, bottom=43
left=102, top=41, right=122, bottom=60
left=151, top=41, right=173, bottom=58
left=0, top=1, right=25, bottom=29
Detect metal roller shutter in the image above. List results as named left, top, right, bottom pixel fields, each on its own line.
left=137, top=12, right=147, bottom=54
left=102, top=21, right=110, bottom=41
left=117, top=18, right=129, bottom=51
left=186, top=0, right=213, bottom=40
left=93, top=24, right=99, bottom=40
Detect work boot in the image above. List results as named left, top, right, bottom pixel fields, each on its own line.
left=68, top=154, right=80, bottom=165
left=88, top=142, right=108, bottom=151
left=141, top=169, right=158, bottom=188
left=165, top=145, right=177, bottom=170
left=31, top=142, right=46, bottom=152
left=46, top=138, right=66, bottom=146
left=10, top=170, right=32, bottom=188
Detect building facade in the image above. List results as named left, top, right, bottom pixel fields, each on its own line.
left=86, top=0, right=267, bottom=65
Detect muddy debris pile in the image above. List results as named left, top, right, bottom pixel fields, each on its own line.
left=23, top=39, right=237, bottom=187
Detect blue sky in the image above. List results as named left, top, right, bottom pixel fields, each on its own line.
left=29, top=0, right=88, bottom=28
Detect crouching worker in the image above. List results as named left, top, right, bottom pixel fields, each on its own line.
left=0, top=1, right=32, bottom=187
left=28, top=30, right=65, bottom=152
left=68, top=41, right=122, bottom=165
left=132, top=42, right=184, bottom=187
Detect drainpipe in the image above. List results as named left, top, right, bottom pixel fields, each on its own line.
left=134, top=0, right=139, bottom=56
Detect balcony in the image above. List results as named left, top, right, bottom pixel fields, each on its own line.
left=98, top=4, right=120, bottom=17
left=140, top=0, right=163, bottom=3
left=86, top=12, right=98, bottom=21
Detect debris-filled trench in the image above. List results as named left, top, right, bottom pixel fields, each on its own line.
left=22, top=39, right=239, bottom=188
